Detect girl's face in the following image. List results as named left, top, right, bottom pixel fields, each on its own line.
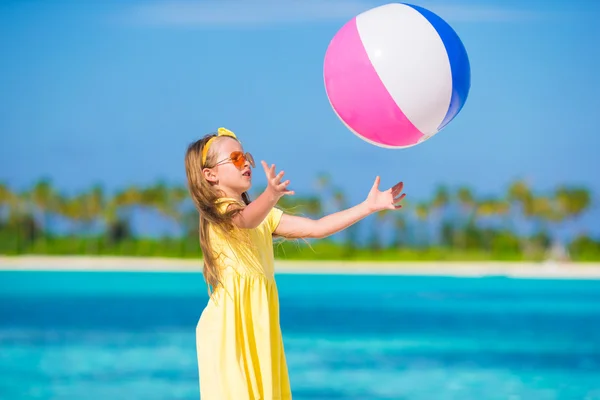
left=207, top=137, right=254, bottom=198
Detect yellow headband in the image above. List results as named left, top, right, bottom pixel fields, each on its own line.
left=201, top=127, right=238, bottom=166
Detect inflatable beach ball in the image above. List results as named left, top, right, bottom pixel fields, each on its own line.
left=324, top=3, right=471, bottom=148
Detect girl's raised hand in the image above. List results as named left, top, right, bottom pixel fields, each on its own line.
left=261, top=161, right=295, bottom=199
left=365, top=176, right=406, bottom=212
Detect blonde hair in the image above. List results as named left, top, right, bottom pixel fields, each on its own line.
left=184, top=133, right=251, bottom=293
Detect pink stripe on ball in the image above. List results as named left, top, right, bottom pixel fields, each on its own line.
left=324, top=18, right=424, bottom=147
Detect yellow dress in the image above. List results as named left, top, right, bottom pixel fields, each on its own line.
left=196, top=199, right=292, bottom=400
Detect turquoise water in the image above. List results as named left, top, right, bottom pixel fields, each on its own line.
left=1, top=269, right=600, bottom=399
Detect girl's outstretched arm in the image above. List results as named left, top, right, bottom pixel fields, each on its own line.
left=274, top=176, right=405, bottom=239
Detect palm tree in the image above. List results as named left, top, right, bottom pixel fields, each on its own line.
left=30, top=178, right=59, bottom=236
left=450, top=186, right=475, bottom=250
left=507, top=179, right=533, bottom=223
left=331, top=188, right=358, bottom=256
left=169, top=185, right=189, bottom=218
left=476, top=198, right=497, bottom=218
left=79, top=185, right=105, bottom=253
left=301, top=196, right=322, bottom=218
left=369, top=208, right=389, bottom=252
left=141, top=181, right=170, bottom=216
left=314, top=172, right=333, bottom=216
left=507, top=179, right=532, bottom=203
left=315, top=172, right=332, bottom=192
left=20, top=178, right=60, bottom=253
left=414, top=202, right=429, bottom=221
left=5, top=186, right=40, bottom=252
left=413, top=201, right=430, bottom=247
left=0, top=182, right=16, bottom=223
left=553, top=186, right=593, bottom=260
left=392, top=214, right=407, bottom=248
left=432, top=185, right=450, bottom=209
left=555, top=186, right=592, bottom=234
left=527, top=195, right=559, bottom=255
left=456, top=186, right=476, bottom=216
left=476, top=197, right=510, bottom=226
left=57, top=193, right=79, bottom=231
left=106, top=185, right=141, bottom=243
left=431, top=185, right=451, bottom=245
left=506, top=179, right=534, bottom=255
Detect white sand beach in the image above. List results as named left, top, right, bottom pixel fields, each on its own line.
left=1, top=255, right=600, bottom=279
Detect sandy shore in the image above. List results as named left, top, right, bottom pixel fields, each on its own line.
left=1, top=255, right=600, bottom=279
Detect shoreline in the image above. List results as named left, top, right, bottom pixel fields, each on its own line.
left=1, top=255, right=600, bottom=279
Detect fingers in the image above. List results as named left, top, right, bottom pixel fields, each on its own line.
left=261, top=160, right=294, bottom=196
left=261, top=160, right=271, bottom=178
left=277, top=179, right=290, bottom=190
left=374, top=178, right=403, bottom=197
left=372, top=176, right=381, bottom=191
left=394, top=192, right=406, bottom=204
left=391, top=181, right=404, bottom=196
left=273, top=170, right=285, bottom=185
left=385, top=192, right=406, bottom=210
left=390, top=181, right=405, bottom=206
left=261, top=160, right=283, bottom=181
left=277, top=179, right=294, bottom=197
left=388, top=193, right=406, bottom=210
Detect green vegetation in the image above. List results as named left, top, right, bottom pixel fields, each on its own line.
left=1, top=176, right=599, bottom=261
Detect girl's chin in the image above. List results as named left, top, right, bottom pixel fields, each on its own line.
left=239, top=182, right=252, bottom=192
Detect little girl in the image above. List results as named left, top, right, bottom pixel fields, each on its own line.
left=184, top=127, right=405, bottom=400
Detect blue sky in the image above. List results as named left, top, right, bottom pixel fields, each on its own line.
left=1, top=0, right=599, bottom=227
